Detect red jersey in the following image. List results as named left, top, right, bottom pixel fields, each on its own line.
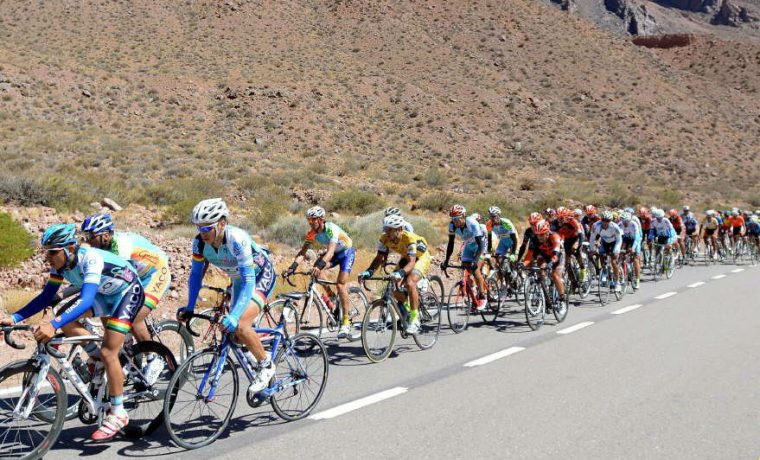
left=669, top=215, right=684, bottom=232
left=558, top=219, right=583, bottom=241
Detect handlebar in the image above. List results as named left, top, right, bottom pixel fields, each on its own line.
left=281, top=271, right=336, bottom=287
left=202, top=284, right=231, bottom=295
left=2, top=325, right=32, bottom=350
left=180, top=312, right=217, bottom=338
left=359, top=275, right=396, bottom=291
left=441, top=264, right=470, bottom=279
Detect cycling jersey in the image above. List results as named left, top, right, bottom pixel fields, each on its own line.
left=639, top=215, right=652, bottom=233
left=111, top=232, right=171, bottom=310
left=727, top=215, right=745, bottom=229
left=448, top=216, right=485, bottom=263
left=669, top=215, right=684, bottom=233
left=305, top=222, right=353, bottom=254
left=590, top=221, right=623, bottom=254
left=378, top=230, right=431, bottom=277
left=523, top=232, right=563, bottom=268
left=12, top=246, right=142, bottom=333
left=558, top=219, right=584, bottom=241
left=487, top=218, right=518, bottom=255
left=187, top=225, right=274, bottom=319
left=682, top=213, right=698, bottom=232
left=701, top=217, right=719, bottom=231
left=747, top=220, right=760, bottom=235
left=581, top=215, right=600, bottom=238
left=649, top=218, right=677, bottom=244
left=621, top=220, right=642, bottom=253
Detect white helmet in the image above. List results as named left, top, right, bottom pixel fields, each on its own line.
left=652, top=208, right=665, bottom=218
left=620, top=211, right=632, bottom=221
left=191, top=198, right=228, bottom=225
left=383, top=215, right=405, bottom=229
left=682, top=205, right=690, bottom=212
left=488, top=206, right=501, bottom=217
left=706, top=210, right=715, bottom=217
left=306, top=206, right=325, bottom=219
left=384, top=207, right=401, bottom=217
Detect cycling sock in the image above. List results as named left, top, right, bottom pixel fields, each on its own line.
left=409, top=309, right=419, bottom=322
left=110, top=395, right=126, bottom=416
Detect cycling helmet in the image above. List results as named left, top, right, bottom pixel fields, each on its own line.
left=682, top=205, right=690, bottom=212
left=534, top=220, right=551, bottom=235
left=306, top=206, right=326, bottom=219
left=556, top=206, right=568, bottom=216
left=584, top=205, right=596, bottom=216
left=751, top=215, right=759, bottom=223
left=620, top=211, right=632, bottom=221
left=528, top=212, right=543, bottom=225
left=638, top=207, right=649, bottom=217
left=449, top=205, right=466, bottom=218
left=624, top=207, right=634, bottom=214
left=471, top=213, right=482, bottom=222
left=611, top=211, right=620, bottom=221
left=732, top=210, right=739, bottom=216
left=668, top=209, right=678, bottom=218
left=384, top=207, right=401, bottom=217
left=706, top=210, right=715, bottom=217
left=488, top=206, right=501, bottom=217
left=653, top=208, right=665, bottom=218
left=42, top=224, right=78, bottom=248
left=383, top=215, right=405, bottom=229
left=191, top=198, right=228, bottom=225
left=573, top=208, right=583, bottom=219
left=557, top=208, right=572, bottom=221
left=601, top=210, right=613, bottom=222
left=81, top=213, right=114, bottom=234
left=545, top=208, right=556, bottom=217
left=755, top=210, right=760, bottom=216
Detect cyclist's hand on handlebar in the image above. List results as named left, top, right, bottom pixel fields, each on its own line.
left=358, top=270, right=372, bottom=281
left=392, top=270, right=405, bottom=281
left=440, top=262, right=449, bottom=271
left=176, top=306, right=194, bottom=322
left=311, top=267, right=322, bottom=278
left=0, top=319, right=12, bottom=327
left=33, top=323, right=55, bottom=344
left=220, top=315, right=238, bottom=333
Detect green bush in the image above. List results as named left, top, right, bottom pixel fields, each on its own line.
left=327, top=189, right=384, bottom=215
left=263, top=215, right=305, bottom=248
left=145, top=178, right=219, bottom=224
left=417, top=192, right=453, bottom=212
left=0, top=175, right=54, bottom=207
left=0, top=212, right=34, bottom=268
left=246, top=185, right=289, bottom=229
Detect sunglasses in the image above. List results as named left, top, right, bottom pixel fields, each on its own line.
left=43, top=247, right=64, bottom=255
left=451, top=216, right=464, bottom=222
left=197, top=222, right=219, bottom=234
left=307, top=217, right=321, bottom=224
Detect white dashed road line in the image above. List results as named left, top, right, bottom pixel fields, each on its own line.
left=464, top=347, right=526, bottom=367
left=557, top=321, right=594, bottom=335
left=310, top=387, right=409, bottom=420
left=687, top=281, right=705, bottom=288
left=611, top=304, right=643, bottom=315
left=712, top=274, right=726, bottom=279
left=654, top=292, right=677, bottom=300
left=731, top=268, right=744, bottom=273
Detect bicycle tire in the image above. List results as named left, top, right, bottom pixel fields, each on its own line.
left=483, top=275, right=501, bottom=324
left=550, top=285, right=568, bottom=323
left=524, top=277, right=545, bottom=331
left=427, top=275, right=445, bottom=310
left=299, top=295, right=325, bottom=339
left=361, top=299, right=397, bottom=363
left=511, top=271, right=525, bottom=307
left=270, top=333, right=329, bottom=421
left=256, top=299, right=301, bottom=338
left=446, top=282, right=470, bottom=333
left=122, top=340, right=178, bottom=438
left=163, top=349, right=239, bottom=449
left=344, top=286, right=369, bottom=341
left=598, top=266, right=610, bottom=305
left=665, top=253, right=676, bottom=279
left=413, top=291, right=442, bottom=350
left=154, top=319, right=196, bottom=364
left=0, top=360, right=66, bottom=460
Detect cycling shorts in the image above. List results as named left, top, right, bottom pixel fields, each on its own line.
left=598, top=241, right=619, bottom=256
left=398, top=252, right=432, bottom=278
left=494, top=238, right=515, bottom=256
left=142, top=260, right=171, bottom=311
left=704, top=228, right=716, bottom=237
left=461, top=242, right=482, bottom=263
left=732, top=226, right=743, bottom=236
left=622, top=236, right=641, bottom=255
left=328, top=247, right=356, bottom=274
left=655, top=235, right=670, bottom=246
left=104, top=282, right=145, bottom=334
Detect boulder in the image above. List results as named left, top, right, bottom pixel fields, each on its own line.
left=100, top=198, right=123, bottom=212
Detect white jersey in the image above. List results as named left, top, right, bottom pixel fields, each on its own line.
left=590, top=221, right=623, bottom=252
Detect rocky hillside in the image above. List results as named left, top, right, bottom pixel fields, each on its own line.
left=0, top=0, right=759, bottom=212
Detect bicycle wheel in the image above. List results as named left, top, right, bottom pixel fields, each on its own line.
left=256, top=299, right=301, bottom=338
left=299, top=296, right=325, bottom=339
left=0, top=360, right=66, bottom=460
left=550, top=285, right=568, bottom=323
left=163, top=349, right=238, bottom=449
left=511, top=271, right=525, bottom=307
left=483, top=275, right=502, bottom=324
left=122, top=340, right=178, bottom=438
left=524, top=277, right=545, bottom=331
left=188, top=307, right=222, bottom=347
left=270, top=333, right=329, bottom=421
left=665, top=253, right=676, bottom=279
left=652, top=251, right=663, bottom=281
left=446, top=282, right=471, bottom=333
left=361, top=299, right=397, bottom=363
left=343, top=287, right=369, bottom=341
left=598, top=267, right=610, bottom=305
left=153, top=319, right=195, bottom=364
left=427, top=274, right=445, bottom=309
left=413, top=291, right=442, bottom=350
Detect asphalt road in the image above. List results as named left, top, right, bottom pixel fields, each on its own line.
left=26, top=261, right=760, bottom=459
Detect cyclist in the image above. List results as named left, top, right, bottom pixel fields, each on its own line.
left=620, top=211, right=642, bottom=290
left=177, top=198, right=276, bottom=396
left=589, top=211, right=623, bottom=292
left=359, top=215, right=432, bottom=334
left=517, top=212, right=545, bottom=263
left=649, top=208, right=677, bottom=260
left=3, top=224, right=143, bottom=441
left=442, top=205, right=487, bottom=311
left=384, top=207, right=414, bottom=233
left=287, top=206, right=356, bottom=339
left=747, top=215, right=760, bottom=252
left=727, top=209, right=746, bottom=252
left=681, top=206, right=699, bottom=262
left=700, top=210, right=720, bottom=259
left=545, top=208, right=560, bottom=232
left=81, top=213, right=171, bottom=343
left=557, top=207, right=586, bottom=282
left=581, top=205, right=600, bottom=240
left=668, top=209, right=686, bottom=261
left=486, top=206, right=518, bottom=279
left=521, top=220, right=565, bottom=302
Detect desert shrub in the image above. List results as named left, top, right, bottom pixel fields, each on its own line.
left=145, top=178, right=219, bottom=224
left=327, top=189, right=384, bottom=215
left=0, top=212, right=34, bottom=268
left=417, top=192, right=454, bottom=212
left=263, top=215, right=305, bottom=248
left=0, top=175, right=55, bottom=206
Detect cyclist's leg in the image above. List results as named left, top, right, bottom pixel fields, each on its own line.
left=332, top=248, right=355, bottom=324
left=551, top=253, right=565, bottom=299
left=132, top=263, right=171, bottom=342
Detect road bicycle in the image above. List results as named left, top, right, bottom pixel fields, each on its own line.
left=163, top=311, right=329, bottom=449
left=280, top=272, right=368, bottom=340
left=0, top=325, right=176, bottom=460
left=444, top=264, right=500, bottom=333
left=652, top=242, right=676, bottom=281
left=518, top=264, right=569, bottom=331
left=485, top=254, right=526, bottom=307
left=565, top=244, right=592, bottom=299
left=360, top=274, right=441, bottom=363
left=593, top=252, right=623, bottom=304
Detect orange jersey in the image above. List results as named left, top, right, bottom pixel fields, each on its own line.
left=727, top=215, right=745, bottom=228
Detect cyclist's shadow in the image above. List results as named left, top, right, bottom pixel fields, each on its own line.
left=322, top=340, right=375, bottom=367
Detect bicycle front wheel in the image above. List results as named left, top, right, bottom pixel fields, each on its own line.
left=361, top=299, right=397, bottom=363
left=271, top=333, right=329, bottom=421
left=153, top=319, right=196, bottom=364
left=524, top=277, right=545, bottom=331
left=344, top=287, right=370, bottom=341
left=0, top=360, right=66, bottom=460
left=413, top=291, right=442, bottom=350
left=427, top=275, right=445, bottom=310
left=446, top=282, right=471, bottom=333
left=163, top=349, right=238, bottom=449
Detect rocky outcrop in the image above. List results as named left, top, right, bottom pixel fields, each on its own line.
left=711, top=0, right=756, bottom=26
left=654, top=0, right=720, bottom=13
left=605, top=0, right=658, bottom=35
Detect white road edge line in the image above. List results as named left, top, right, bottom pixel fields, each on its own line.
left=557, top=321, right=594, bottom=335
left=654, top=291, right=677, bottom=300
left=687, top=281, right=705, bottom=288
left=731, top=268, right=744, bottom=273
left=310, top=387, right=408, bottom=420
left=712, top=274, right=726, bottom=279
left=463, top=346, right=526, bottom=367
left=611, top=304, right=643, bottom=315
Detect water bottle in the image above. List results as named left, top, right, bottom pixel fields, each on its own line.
left=322, top=293, right=336, bottom=314
left=72, top=354, right=91, bottom=384
left=244, top=351, right=258, bottom=372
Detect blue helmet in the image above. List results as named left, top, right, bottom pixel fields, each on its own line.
left=41, top=224, right=78, bottom=248
left=81, top=213, right=114, bottom=234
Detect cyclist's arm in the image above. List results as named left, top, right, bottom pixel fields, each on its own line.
left=613, top=226, right=623, bottom=254
left=487, top=229, right=493, bottom=254
left=444, top=234, right=455, bottom=264
left=186, top=255, right=206, bottom=310
left=50, top=282, right=98, bottom=329
left=11, top=277, right=62, bottom=323
left=364, top=251, right=387, bottom=274
left=509, top=233, right=518, bottom=254
left=400, top=254, right=418, bottom=276
left=320, top=241, right=338, bottom=266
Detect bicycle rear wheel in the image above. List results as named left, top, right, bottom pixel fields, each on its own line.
left=122, top=340, right=177, bottom=438
left=427, top=275, right=445, bottom=310
left=343, top=287, right=369, bottom=341
left=483, top=275, right=502, bottom=324
left=163, top=349, right=238, bottom=449
left=413, top=291, right=442, bottom=350
left=299, top=297, right=325, bottom=339
left=153, top=319, right=195, bottom=364
left=361, top=300, right=397, bottom=363
left=524, top=277, right=545, bottom=330
left=271, top=333, right=329, bottom=421
left=446, top=282, right=471, bottom=333
left=0, top=360, right=66, bottom=460
left=549, top=284, right=569, bottom=323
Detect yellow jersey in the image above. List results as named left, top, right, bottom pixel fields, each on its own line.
left=378, top=231, right=429, bottom=259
